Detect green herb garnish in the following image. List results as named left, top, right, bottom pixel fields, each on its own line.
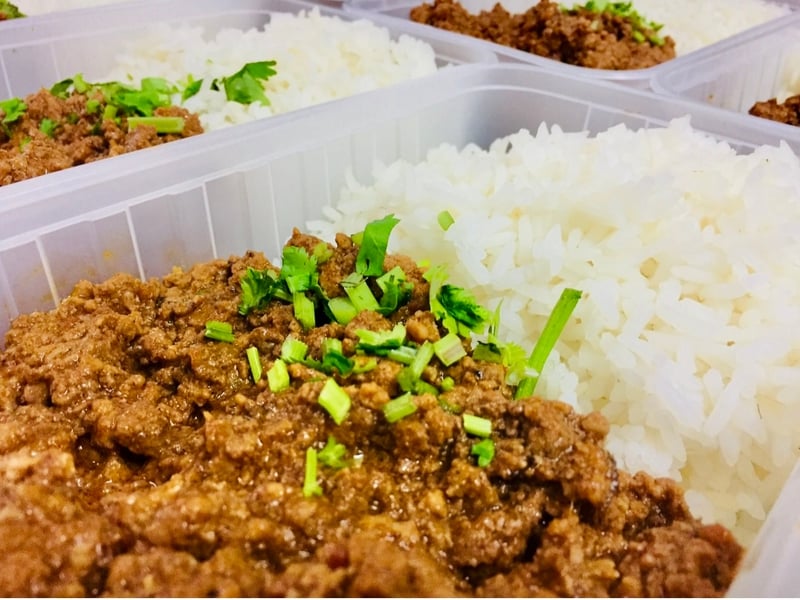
left=246, top=346, right=262, bottom=383
left=318, top=435, right=349, bottom=469
left=355, top=214, right=400, bottom=277
left=463, top=414, right=492, bottom=438
left=267, top=358, right=291, bottom=392
left=383, top=392, right=418, bottom=423
left=515, top=288, right=582, bottom=399
left=204, top=320, right=235, bottom=343
left=471, top=438, right=495, bottom=467
left=302, top=447, right=323, bottom=498
left=318, top=378, right=351, bottom=425
left=211, top=60, right=277, bottom=106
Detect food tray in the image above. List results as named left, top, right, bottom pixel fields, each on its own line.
left=342, top=0, right=800, bottom=88
left=651, top=12, right=800, bottom=129
left=0, top=63, right=797, bottom=595
left=0, top=0, right=496, bottom=100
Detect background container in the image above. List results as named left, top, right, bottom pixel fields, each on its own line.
left=652, top=12, right=800, bottom=131
left=0, top=63, right=798, bottom=596
left=343, top=0, right=799, bottom=88
left=0, top=0, right=496, bottom=100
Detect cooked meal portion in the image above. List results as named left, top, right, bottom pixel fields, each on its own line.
left=409, top=0, right=676, bottom=70
left=749, top=94, right=800, bottom=127
left=0, top=76, right=203, bottom=186
left=0, top=219, right=742, bottom=596
left=100, top=8, right=439, bottom=131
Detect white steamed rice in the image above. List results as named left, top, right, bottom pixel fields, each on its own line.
left=100, top=8, right=438, bottom=132
left=307, top=118, right=800, bottom=547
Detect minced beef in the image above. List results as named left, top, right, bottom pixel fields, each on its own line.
left=0, top=88, right=203, bottom=186
left=409, top=0, right=676, bottom=70
left=0, top=229, right=742, bottom=597
left=749, top=94, right=800, bottom=127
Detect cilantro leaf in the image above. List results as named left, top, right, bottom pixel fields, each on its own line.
left=0, top=97, right=26, bottom=126
left=239, top=267, right=281, bottom=316
left=438, top=284, right=491, bottom=334
left=212, top=60, right=277, bottom=106
left=39, top=118, right=57, bottom=138
left=356, top=214, right=400, bottom=277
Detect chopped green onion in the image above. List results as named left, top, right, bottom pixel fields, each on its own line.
left=352, top=357, right=378, bottom=374
left=318, top=435, right=348, bottom=469
left=293, top=292, right=316, bottom=330
left=382, top=392, right=418, bottom=423
left=632, top=30, right=645, bottom=43
left=246, top=346, right=262, bottom=383
left=341, top=273, right=380, bottom=313
left=471, top=438, right=495, bottom=467
left=515, top=288, right=582, bottom=400
left=313, top=242, right=333, bottom=264
left=439, top=376, right=455, bottom=392
left=437, top=210, right=455, bottom=231
left=302, top=447, right=323, bottom=498
left=397, top=368, right=439, bottom=396
left=386, top=345, right=417, bottom=365
left=318, top=378, right=351, bottom=425
left=409, top=340, right=435, bottom=378
left=267, top=358, right=290, bottom=393
left=433, top=333, right=466, bottom=366
left=39, top=118, right=57, bottom=138
left=321, top=338, right=354, bottom=376
left=204, top=320, right=235, bottom=343
left=438, top=396, right=463, bottom=414
left=355, top=214, right=399, bottom=277
left=102, top=104, right=117, bottom=121
left=463, top=414, right=492, bottom=438
left=328, top=296, right=359, bottom=325
left=127, top=116, right=185, bottom=134
left=281, top=337, right=309, bottom=363
left=355, top=323, right=406, bottom=355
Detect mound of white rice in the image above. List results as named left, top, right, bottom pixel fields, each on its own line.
left=624, top=0, right=791, bottom=55
left=308, top=118, right=800, bottom=547
left=100, top=8, right=438, bottom=131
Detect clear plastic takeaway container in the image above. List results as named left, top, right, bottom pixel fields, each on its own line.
left=342, top=0, right=800, bottom=88
left=0, top=63, right=798, bottom=595
left=0, top=0, right=496, bottom=100
left=651, top=12, right=800, bottom=131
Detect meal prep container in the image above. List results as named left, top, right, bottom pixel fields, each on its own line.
left=651, top=12, right=800, bottom=131
left=0, top=63, right=798, bottom=595
left=0, top=0, right=496, bottom=100
left=343, top=0, right=800, bottom=89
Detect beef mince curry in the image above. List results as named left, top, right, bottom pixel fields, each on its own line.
left=0, top=218, right=742, bottom=596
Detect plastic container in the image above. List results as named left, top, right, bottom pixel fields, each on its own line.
left=343, top=0, right=800, bottom=89
left=652, top=12, right=800, bottom=132
left=0, top=63, right=797, bottom=595
left=0, top=0, right=496, bottom=100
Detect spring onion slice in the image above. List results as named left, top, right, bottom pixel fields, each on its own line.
left=328, top=296, right=359, bottom=325
left=318, top=378, right=351, bottom=425
left=293, top=292, right=316, bottom=330
left=127, top=116, right=185, bottom=134
left=281, top=337, right=309, bottom=363
left=302, top=447, right=323, bottom=498
left=246, top=346, right=262, bottom=383
left=463, top=414, right=492, bottom=438
left=341, top=273, right=380, bottom=313
left=515, top=288, right=582, bottom=400
left=267, top=358, right=290, bottom=393
left=204, top=320, right=235, bottom=343
left=318, top=435, right=348, bottom=469
left=433, top=333, right=466, bottom=366
left=471, top=438, right=495, bottom=467
left=386, top=345, right=417, bottom=365
left=437, top=210, right=455, bottom=231
left=409, top=340, right=434, bottom=379
left=383, top=392, right=418, bottom=424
